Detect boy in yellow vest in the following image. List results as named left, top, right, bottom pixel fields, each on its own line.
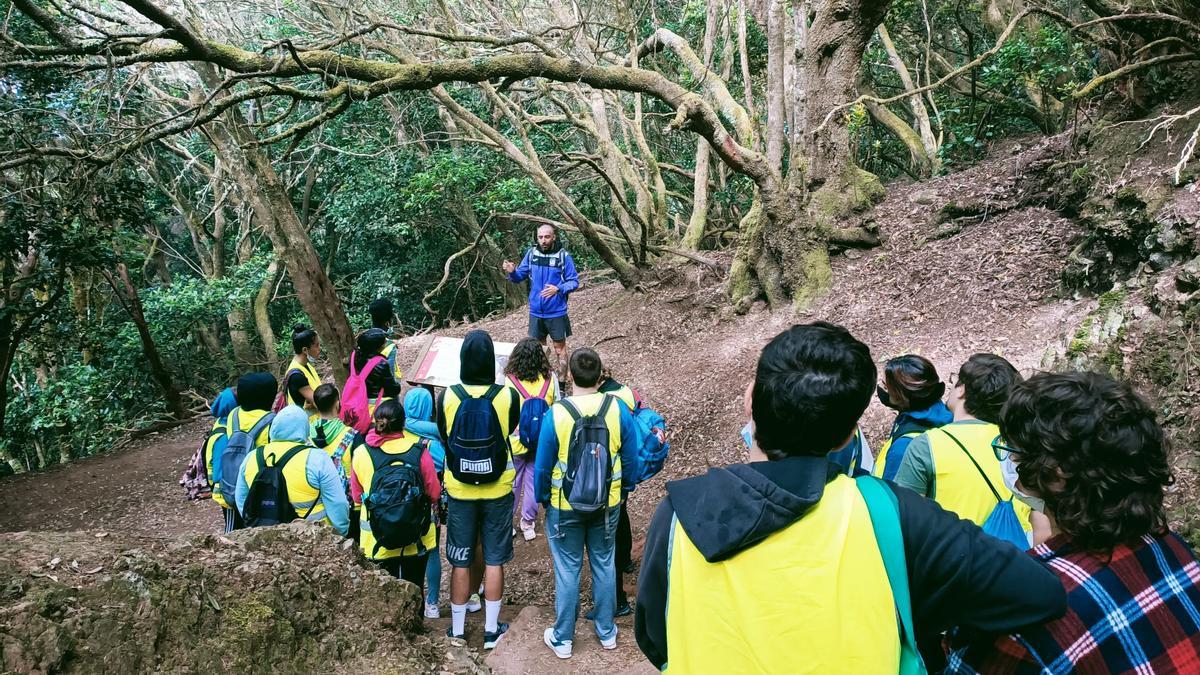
left=534, top=348, right=640, bottom=658
left=893, top=354, right=1045, bottom=541
left=437, top=330, right=522, bottom=649
left=634, top=323, right=1066, bottom=673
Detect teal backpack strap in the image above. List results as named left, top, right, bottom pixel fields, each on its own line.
left=856, top=475, right=928, bottom=675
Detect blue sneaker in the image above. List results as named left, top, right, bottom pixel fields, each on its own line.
left=483, top=622, right=509, bottom=650
left=543, top=627, right=572, bottom=659
left=446, top=626, right=465, bottom=640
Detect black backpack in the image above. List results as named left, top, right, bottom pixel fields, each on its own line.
left=446, top=385, right=509, bottom=485
left=364, top=439, right=432, bottom=555
left=561, top=395, right=616, bottom=513
left=242, top=444, right=312, bottom=527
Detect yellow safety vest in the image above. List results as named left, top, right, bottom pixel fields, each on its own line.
left=241, top=441, right=328, bottom=525
left=601, top=382, right=637, bottom=410
left=212, top=408, right=272, bottom=508
left=285, top=357, right=321, bottom=408
left=665, top=474, right=900, bottom=673
left=441, top=384, right=518, bottom=501
left=506, top=373, right=558, bottom=456
left=380, top=341, right=403, bottom=382
left=548, top=393, right=624, bottom=512
left=872, top=432, right=921, bottom=479
left=925, top=422, right=1032, bottom=531
left=351, top=434, right=436, bottom=560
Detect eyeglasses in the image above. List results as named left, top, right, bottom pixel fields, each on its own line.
left=991, top=437, right=1022, bottom=462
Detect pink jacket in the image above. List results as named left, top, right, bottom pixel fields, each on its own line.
left=350, top=430, right=441, bottom=505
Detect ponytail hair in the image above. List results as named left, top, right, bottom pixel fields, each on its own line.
left=373, top=398, right=405, bottom=435
left=292, top=324, right=318, bottom=354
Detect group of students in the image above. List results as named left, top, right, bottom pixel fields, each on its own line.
left=184, top=304, right=1200, bottom=672
left=187, top=297, right=669, bottom=656
left=634, top=321, right=1200, bottom=674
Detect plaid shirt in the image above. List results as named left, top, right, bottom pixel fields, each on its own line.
left=945, top=532, right=1200, bottom=674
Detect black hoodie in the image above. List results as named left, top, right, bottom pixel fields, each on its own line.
left=435, top=330, right=520, bottom=442
left=634, top=455, right=1067, bottom=670
left=459, top=330, right=496, bottom=386
left=235, top=372, right=278, bottom=412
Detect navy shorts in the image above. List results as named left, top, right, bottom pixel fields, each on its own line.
left=445, top=493, right=515, bottom=568
left=530, top=314, right=572, bottom=342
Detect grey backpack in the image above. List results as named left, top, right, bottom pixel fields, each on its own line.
left=561, top=396, right=616, bottom=513
left=219, top=409, right=275, bottom=511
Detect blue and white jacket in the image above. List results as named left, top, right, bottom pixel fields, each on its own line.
left=508, top=243, right=579, bottom=318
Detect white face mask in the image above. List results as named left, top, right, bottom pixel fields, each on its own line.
left=1000, top=455, right=1046, bottom=513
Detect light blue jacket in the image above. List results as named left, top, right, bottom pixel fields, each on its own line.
left=234, top=405, right=350, bottom=535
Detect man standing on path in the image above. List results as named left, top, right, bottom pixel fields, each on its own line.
left=502, top=225, right=579, bottom=374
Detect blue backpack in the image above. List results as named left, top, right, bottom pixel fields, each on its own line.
left=631, top=406, right=669, bottom=484
left=941, top=430, right=1030, bottom=550
left=446, top=385, right=509, bottom=485
left=508, top=375, right=552, bottom=457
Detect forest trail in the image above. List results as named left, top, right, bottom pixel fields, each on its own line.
left=0, top=137, right=1094, bottom=672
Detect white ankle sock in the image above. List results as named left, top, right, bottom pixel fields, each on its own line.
left=451, top=603, right=467, bottom=635
left=485, top=599, right=502, bottom=632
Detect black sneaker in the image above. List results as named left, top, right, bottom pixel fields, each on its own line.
left=446, top=626, right=466, bottom=640
left=484, top=622, right=509, bottom=650
left=585, top=601, right=632, bottom=621
left=623, top=560, right=636, bottom=574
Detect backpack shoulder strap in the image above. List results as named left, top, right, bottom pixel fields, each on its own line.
left=561, top=399, right=581, bottom=422
left=536, top=376, right=552, bottom=399
left=228, top=408, right=240, bottom=434
left=856, top=476, right=927, bottom=675
left=939, top=429, right=1003, bottom=503
left=598, top=393, right=615, bottom=418
left=274, top=444, right=308, bottom=469
left=450, top=384, right=468, bottom=403
left=507, top=375, right=533, bottom=400
left=249, top=412, right=275, bottom=440
left=483, top=383, right=502, bottom=401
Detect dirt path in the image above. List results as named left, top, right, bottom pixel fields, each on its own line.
left=0, top=138, right=1095, bottom=672
left=0, top=419, right=220, bottom=537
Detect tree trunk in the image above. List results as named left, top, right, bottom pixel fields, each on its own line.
left=227, top=308, right=255, bottom=364
left=683, top=0, right=722, bottom=250
left=732, top=0, right=891, bottom=311
left=876, top=24, right=940, bottom=175
left=254, top=258, right=281, bottom=367
left=109, top=263, right=186, bottom=420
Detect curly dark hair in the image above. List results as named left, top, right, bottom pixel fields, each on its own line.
left=1001, top=371, right=1172, bottom=553
left=504, top=337, right=551, bottom=383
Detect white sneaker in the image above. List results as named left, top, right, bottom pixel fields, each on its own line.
left=544, top=628, right=573, bottom=659
left=521, top=520, right=537, bottom=541
left=424, top=603, right=440, bottom=619
left=466, top=593, right=482, bottom=613
left=600, top=626, right=618, bottom=650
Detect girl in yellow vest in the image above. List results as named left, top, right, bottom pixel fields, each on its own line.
left=634, top=323, right=1066, bottom=673
left=284, top=324, right=322, bottom=412
left=350, top=400, right=441, bottom=587
left=213, top=372, right=277, bottom=532
left=873, top=355, right=953, bottom=481
left=233, top=404, right=350, bottom=535
left=504, top=337, right=559, bottom=541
